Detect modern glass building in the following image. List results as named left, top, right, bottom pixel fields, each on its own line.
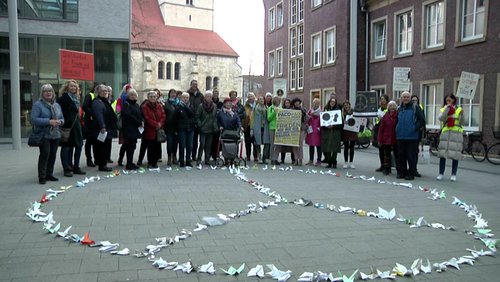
left=0, top=0, right=130, bottom=140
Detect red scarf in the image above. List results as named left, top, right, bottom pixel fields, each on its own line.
left=447, top=105, right=456, bottom=127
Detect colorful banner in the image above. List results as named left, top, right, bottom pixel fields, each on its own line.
left=274, top=108, right=301, bottom=147
left=59, top=49, right=95, bottom=81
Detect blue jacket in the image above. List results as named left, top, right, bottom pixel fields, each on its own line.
left=396, top=102, right=425, bottom=140
left=31, top=99, right=65, bottom=139
left=217, top=109, right=241, bottom=131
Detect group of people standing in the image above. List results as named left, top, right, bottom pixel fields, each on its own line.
left=375, top=91, right=464, bottom=181
left=31, top=79, right=464, bottom=184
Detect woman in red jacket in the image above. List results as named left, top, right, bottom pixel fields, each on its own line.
left=141, top=91, right=166, bottom=168
left=377, top=101, right=400, bottom=175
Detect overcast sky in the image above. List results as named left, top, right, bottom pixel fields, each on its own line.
left=213, top=0, right=264, bottom=76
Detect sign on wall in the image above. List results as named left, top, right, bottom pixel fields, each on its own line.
left=393, top=67, right=411, bottom=92
left=273, top=78, right=287, bottom=98
left=274, top=108, right=301, bottom=147
left=456, top=71, right=480, bottom=100
left=59, top=49, right=95, bottom=81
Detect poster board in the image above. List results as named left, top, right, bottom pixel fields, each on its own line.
left=393, top=67, right=411, bottom=91
left=343, top=115, right=367, bottom=132
left=59, top=49, right=95, bottom=81
left=456, top=71, right=480, bottom=100
left=353, top=91, right=378, bottom=117
left=320, top=110, right=342, bottom=127
left=274, top=108, right=301, bottom=147
left=273, top=78, right=287, bottom=98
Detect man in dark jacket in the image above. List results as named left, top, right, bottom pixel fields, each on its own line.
left=188, top=80, right=203, bottom=161
left=82, top=82, right=98, bottom=167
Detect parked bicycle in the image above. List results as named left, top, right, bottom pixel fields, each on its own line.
left=486, top=126, right=500, bottom=165
left=462, top=131, right=486, bottom=162
left=425, top=129, right=440, bottom=156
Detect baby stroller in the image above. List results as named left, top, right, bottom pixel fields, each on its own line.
left=215, top=129, right=247, bottom=167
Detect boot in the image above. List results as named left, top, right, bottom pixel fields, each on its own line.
left=167, top=155, right=172, bottom=166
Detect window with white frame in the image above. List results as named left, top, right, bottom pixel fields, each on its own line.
left=371, top=86, right=386, bottom=98
left=460, top=0, right=487, bottom=41
left=268, top=51, right=275, bottom=78
left=290, top=60, right=297, bottom=90
left=424, top=1, right=445, bottom=49
left=312, top=0, right=322, bottom=8
left=372, top=19, right=387, bottom=59
left=312, top=33, right=322, bottom=67
left=276, top=48, right=283, bottom=76
left=269, top=7, right=276, bottom=31
left=298, top=0, right=304, bottom=22
left=455, top=78, right=482, bottom=130
left=277, top=2, right=284, bottom=28
left=393, top=84, right=413, bottom=101
left=325, top=28, right=336, bottom=64
left=396, top=10, right=413, bottom=55
left=290, top=27, right=297, bottom=58
left=297, top=58, right=304, bottom=89
left=291, top=0, right=297, bottom=25
left=298, top=24, right=304, bottom=55
left=422, top=81, right=444, bottom=129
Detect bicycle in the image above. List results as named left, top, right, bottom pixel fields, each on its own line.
left=424, top=129, right=440, bottom=156
left=486, top=126, right=500, bottom=165
left=462, top=131, right=486, bottom=162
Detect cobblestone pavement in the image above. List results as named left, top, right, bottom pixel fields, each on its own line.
left=0, top=141, right=499, bottom=281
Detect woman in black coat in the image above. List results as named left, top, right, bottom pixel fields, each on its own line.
left=175, top=92, right=196, bottom=167
left=120, top=89, right=143, bottom=170
left=57, top=79, right=86, bottom=177
left=91, top=84, right=118, bottom=171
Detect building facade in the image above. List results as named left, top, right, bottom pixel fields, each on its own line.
left=366, top=0, right=500, bottom=146
left=263, top=0, right=360, bottom=108
left=263, top=0, right=500, bottom=146
left=0, top=0, right=130, bottom=140
left=131, top=0, right=242, bottom=98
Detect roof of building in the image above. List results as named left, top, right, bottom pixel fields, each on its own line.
left=132, top=0, right=239, bottom=58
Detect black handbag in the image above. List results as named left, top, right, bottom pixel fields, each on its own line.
left=156, top=128, right=167, bottom=143
left=28, top=127, right=46, bottom=147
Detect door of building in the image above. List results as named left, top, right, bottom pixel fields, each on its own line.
left=0, top=77, right=37, bottom=139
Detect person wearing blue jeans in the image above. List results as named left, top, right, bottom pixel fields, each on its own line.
left=175, top=92, right=196, bottom=167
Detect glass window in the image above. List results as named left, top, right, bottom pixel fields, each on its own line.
left=290, top=0, right=297, bottom=25
left=1, top=0, right=79, bottom=21
left=206, top=76, right=212, bottom=90
left=422, top=82, right=443, bottom=129
left=290, top=27, right=297, bottom=58
left=461, top=0, right=486, bottom=41
left=94, top=40, right=129, bottom=97
left=276, top=2, right=283, bottom=27
left=298, top=0, right=304, bottom=21
left=213, top=77, right=219, bottom=88
left=325, top=28, right=335, bottom=64
left=298, top=24, right=304, bottom=55
left=276, top=48, right=283, bottom=76
left=312, top=0, right=322, bottom=8
left=312, top=33, right=321, bottom=67
left=372, top=19, right=386, bottom=59
left=268, top=51, right=275, bottom=78
left=186, top=0, right=193, bottom=5
left=297, top=58, right=303, bottom=89
left=174, top=62, right=180, bottom=80
left=396, top=10, right=413, bottom=55
left=424, top=1, right=445, bottom=49
left=166, top=62, right=172, bottom=80
left=38, top=37, right=62, bottom=79
left=455, top=79, right=481, bottom=129
left=269, top=7, right=276, bottom=31
left=158, top=61, right=164, bottom=79
left=289, top=60, right=296, bottom=90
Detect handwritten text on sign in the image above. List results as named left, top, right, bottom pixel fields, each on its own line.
left=456, top=71, right=479, bottom=100
left=274, top=108, right=301, bottom=147
left=59, top=49, right=94, bottom=81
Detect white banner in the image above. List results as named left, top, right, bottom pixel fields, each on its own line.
left=456, top=71, right=479, bottom=100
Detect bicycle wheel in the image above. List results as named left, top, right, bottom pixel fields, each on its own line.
left=237, top=158, right=247, bottom=167
left=429, top=140, right=439, bottom=156
left=487, top=143, right=500, bottom=165
left=470, top=141, right=486, bottom=162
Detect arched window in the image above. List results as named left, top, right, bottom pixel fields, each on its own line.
left=174, top=62, right=180, bottom=80
left=166, top=62, right=172, bottom=80
left=158, top=61, right=164, bottom=79
left=213, top=77, right=219, bottom=88
left=206, top=76, right=212, bottom=91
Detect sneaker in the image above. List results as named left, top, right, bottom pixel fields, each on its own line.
left=342, top=163, right=348, bottom=169
left=450, top=175, right=457, bottom=182
left=349, top=163, right=355, bottom=169
left=436, top=174, right=443, bottom=180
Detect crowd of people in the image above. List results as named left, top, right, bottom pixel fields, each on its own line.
left=31, top=79, right=464, bottom=184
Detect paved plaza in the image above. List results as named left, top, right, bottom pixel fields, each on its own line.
left=0, top=141, right=499, bottom=281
